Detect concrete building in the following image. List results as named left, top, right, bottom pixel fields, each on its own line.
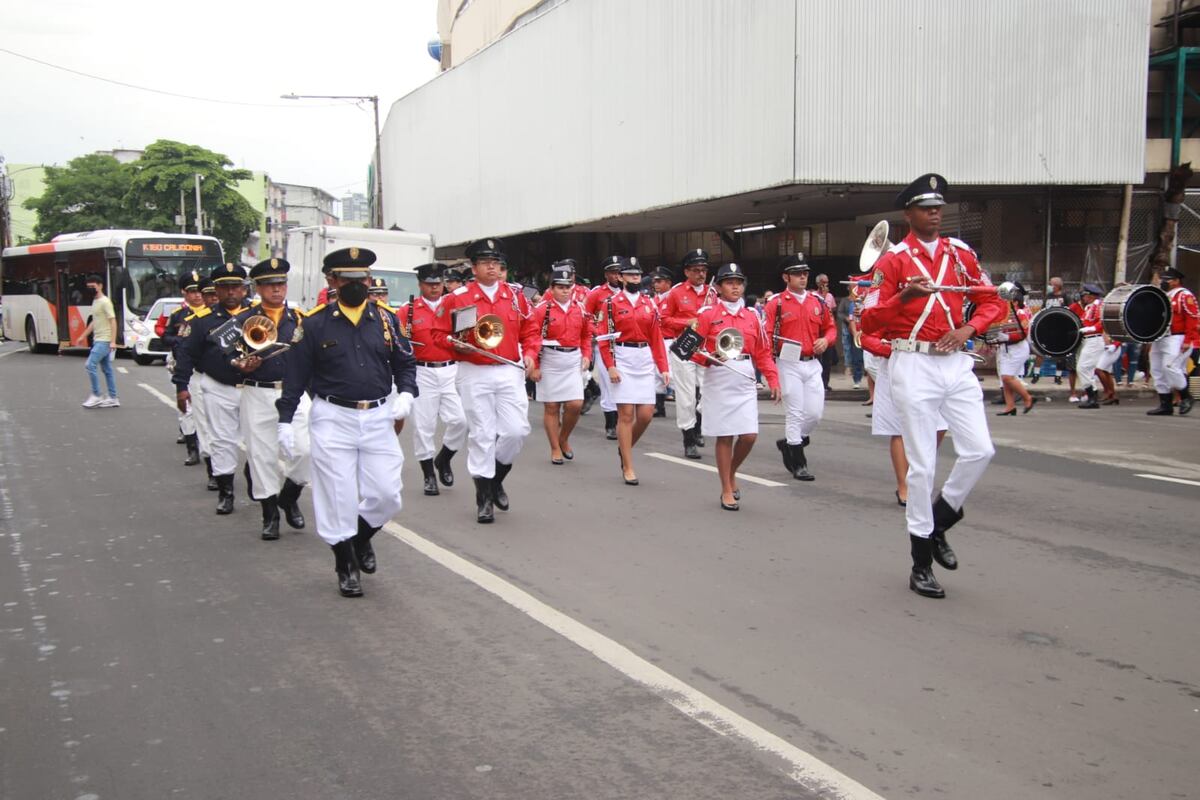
left=277, top=182, right=339, bottom=233
left=340, top=192, right=371, bottom=227
left=387, top=0, right=1193, bottom=304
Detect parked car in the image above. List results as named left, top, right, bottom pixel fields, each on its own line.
left=133, top=296, right=183, bottom=365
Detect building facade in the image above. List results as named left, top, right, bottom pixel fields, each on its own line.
left=340, top=192, right=371, bottom=227
left=276, top=182, right=340, bottom=233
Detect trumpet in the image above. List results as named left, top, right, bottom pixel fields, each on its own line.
left=697, top=327, right=758, bottom=384
left=455, top=313, right=525, bottom=369
left=231, top=315, right=290, bottom=366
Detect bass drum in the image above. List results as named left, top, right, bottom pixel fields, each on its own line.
left=1028, top=306, right=1082, bottom=358
left=1101, top=284, right=1172, bottom=343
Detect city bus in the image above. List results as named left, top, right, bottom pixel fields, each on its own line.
left=1, top=230, right=224, bottom=355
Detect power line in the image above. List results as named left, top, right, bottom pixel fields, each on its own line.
left=0, top=46, right=349, bottom=109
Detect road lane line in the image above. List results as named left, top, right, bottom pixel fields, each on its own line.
left=1136, top=473, right=1200, bottom=488
left=383, top=520, right=882, bottom=799
left=139, top=383, right=177, bottom=409
left=644, top=452, right=787, bottom=487
left=0, top=348, right=25, bottom=360
left=117, top=366, right=129, bottom=374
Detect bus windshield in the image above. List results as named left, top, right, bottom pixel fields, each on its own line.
left=123, top=238, right=225, bottom=316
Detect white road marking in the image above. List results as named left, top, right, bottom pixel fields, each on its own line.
left=0, top=348, right=25, bottom=360
left=383, top=520, right=881, bottom=799
left=1136, top=473, right=1200, bottom=488
left=644, top=452, right=787, bottom=487
left=138, top=383, right=176, bottom=409
left=117, top=366, right=129, bottom=374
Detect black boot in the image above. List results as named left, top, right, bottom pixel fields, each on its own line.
left=693, top=414, right=705, bottom=447
left=776, top=438, right=795, bottom=472
left=433, top=445, right=456, bottom=486
left=176, top=432, right=186, bottom=444
left=790, top=444, right=814, bottom=481
left=184, top=434, right=200, bottom=466
left=604, top=410, right=618, bottom=440
left=420, top=458, right=440, bottom=496
left=1077, top=387, right=1100, bottom=409
left=215, top=474, right=235, bottom=515
left=260, top=496, right=280, bottom=540
left=653, top=394, right=666, bottom=417
left=331, top=539, right=363, bottom=597
left=683, top=428, right=700, bottom=459
left=1146, top=392, right=1174, bottom=416
left=474, top=477, right=495, bottom=524
left=277, top=478, right=306, bottom=529
left=492, top=461, right=512, bottom=511
left=909, top=535, right=945, bottom=598
left=354, top=516, right=380, bottom=574
left=243, top=461, right=255, bottom=501
left=205, top=457, right=218, bottom=491
left=1179, top=388, right=1194, bottom=416
left=930, top=495, right=961, bottom=570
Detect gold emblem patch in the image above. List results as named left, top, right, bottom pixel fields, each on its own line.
left=929, top=176, right=938, bottom=189
left=271, top=258, right=278, bottom=268
left=226, top=263, right=234, bottom=273
left=349, top=247, right=360, bottom=260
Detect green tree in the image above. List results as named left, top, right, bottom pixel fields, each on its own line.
left=25, top=154, right=137, bottom=240
left=126, top=140, right=260, bottom=262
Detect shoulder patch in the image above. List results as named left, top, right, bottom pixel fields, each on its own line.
left=187, top=307, right=212, bottom=320
left=453, top=285, right=470, bottom=296
left=300, top=303, right=327, bottom=318
left=888, top=242, right=910, bottom=255
left=947, top=237, right=976, bottom=255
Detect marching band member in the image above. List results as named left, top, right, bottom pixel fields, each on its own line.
left=661, top=249, right=717, bottom=459
left=1073, top=284, right=1106, bottom=410
left=277, top=247, right=417, bottom=598
left=597, top=258, right=670, bottom=486
left=860, top=173, right=1006, bottom=599
left=585, top=257, right=625, bottom=439
left=195, top=279, right=220, bottom=489
left=233, top=258, right=311, bottom=540
left=690, top=263, right=779, bottom=510
left=162, top=271, right=208, bottom=467
left=762, top=254, right=837, bottom=481
left=394, top=264, right=468, bottom=496
left=529, top=264, right=593, bottom=464
left=441, top=238, right=540, bottom=524
left=1148, top=267, right=1199, bottom=416
left=174, top=263, right=252, bottom=514
left=650, top=267, right=675, bottom=417
left=992, top=283, right=1037, bottom=415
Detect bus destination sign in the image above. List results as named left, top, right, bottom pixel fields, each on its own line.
left=127, top=238, right=223, bottom=258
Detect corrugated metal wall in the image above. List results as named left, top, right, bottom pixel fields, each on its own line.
left=383, top=0, right=1150, bottom=243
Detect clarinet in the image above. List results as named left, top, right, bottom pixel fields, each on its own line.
left=405, top=295, right=415, bottom=339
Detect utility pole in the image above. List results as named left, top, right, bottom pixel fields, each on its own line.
left=194, top=174, right=204, bottom=236
left=179, top=188, right=187, bottom=233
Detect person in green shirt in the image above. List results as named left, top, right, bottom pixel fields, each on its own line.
left=81, top=273, right=119, bottom=408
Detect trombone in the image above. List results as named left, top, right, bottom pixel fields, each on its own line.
left=698, top=327, right=759, bottom=384
left=231, top=315, right=290, bottom=366
left=455, top=313, right=525, bottom=369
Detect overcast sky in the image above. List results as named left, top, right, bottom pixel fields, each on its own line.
left=1, top=0, right=440, bottom=198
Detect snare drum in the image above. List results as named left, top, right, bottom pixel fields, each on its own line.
left=1028, top=306, right=1081, bottom=358
left=1101, top=284, right=1172, bottom=343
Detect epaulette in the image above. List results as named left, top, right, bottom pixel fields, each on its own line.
left=452, top=285, right=470, bottom=295
left=300, top=303, right=327, bottom=317
left=887, top=242, right=910, bottom=255
left=250, top=298, right=262, bottom=306
left=185, top=307, right=212, bottom=321
left=947, top=237, right=976, bottom=255
left=378, top=302, right=397, bottom=314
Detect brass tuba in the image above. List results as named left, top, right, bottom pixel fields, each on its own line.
left=231, top=314, right=290, bottom=365
left=714, top=327, right=745, bottom=360
left=473, top=314, right=506, bottom=349
left=859, top=220, right=893, bottom=272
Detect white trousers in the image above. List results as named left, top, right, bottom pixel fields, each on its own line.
left=777, top=358, right=825, bottom=444
left=309, top=398, right=404, bottom=546
left=1150, top=334, right=1188, bottom=393
left=199, top=373, right=242, bottom=476
left=412, top=364, right=468, bottom=460
left=863, top=351, right=883, bottom=381
left=1075, top=337, right=1105, bottom=391
left=656, top=339, right=675, bottom=393
left=190, top=374, right=212, bottom=457
left=594, top=343, right=617, bottom=413
left=890, top=351, right=995, bottom=539
left=240, top=385, right=311, bottom=500
left=456, top=362, right=531, bottom=478
left=669, top=350, right=704, bottom=430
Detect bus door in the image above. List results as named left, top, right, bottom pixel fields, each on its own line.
left=54, top=256, right=71, bottom=344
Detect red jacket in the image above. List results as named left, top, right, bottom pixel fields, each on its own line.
left=860, top=233, right=1007, bottom=342
left=440, top=281, right=540, bottom=366
left=394, top=295, right=457, bottom=362
left=660, top=281, right=718, bottom=339
left=859, top=331, right=892, bottom=358
left=762, top=290, right=838, bottom=356
left=992, top=306, right=1033, bottom=344
left=691, top=302, right=779, bottom=390
left=597, top=292, right=669, bottom=373
left=1079, top=298, right=1103, bottom=336
left=1169, top=287, right=1200, bottom=343
left=585, top=283, right=621, bottom=334
left=529, top=298, right=592, bottom=368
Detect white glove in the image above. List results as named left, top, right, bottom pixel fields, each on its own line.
left=392, top=391, right=415, bottom=421
left=277, top=423, right=296, bottom=460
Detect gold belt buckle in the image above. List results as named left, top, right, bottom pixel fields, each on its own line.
left=357, top=400, right=370, bottom=410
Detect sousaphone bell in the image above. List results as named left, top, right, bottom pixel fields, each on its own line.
left=231, top=314, right=290, bottom=365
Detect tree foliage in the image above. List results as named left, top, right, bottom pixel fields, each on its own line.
left=24, top=140, right=261, bottom=262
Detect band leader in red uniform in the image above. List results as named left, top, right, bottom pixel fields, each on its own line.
left=597, top=258, right=670, bottom=485
left=529, top=263, right=593, bottom=464
left=860, top=173, right=1006, bottom=599
left=690, top=263, right=779, bottom=510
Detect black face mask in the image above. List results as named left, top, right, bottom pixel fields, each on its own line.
left=338, top=281, right=369, bottom=307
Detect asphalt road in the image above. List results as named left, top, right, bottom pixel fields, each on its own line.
left=1, top=344, right=1197, bottom=800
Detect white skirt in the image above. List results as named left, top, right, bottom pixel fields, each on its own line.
left=997, top=339, right=1031, bottom=378
left=1097, top=342, right=1121, bottom=373
left=536, top=347, right=585, bottom=402
left=872, top=358, right=947, bottom=437
left=700, top=358, right=758, bottom=437
left=610, top=345, right=657, bottom=405
left=864, top=351, right=883, bottom=380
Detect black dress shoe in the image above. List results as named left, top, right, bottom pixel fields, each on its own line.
left=683, top=429, right=700, bottom=460
left=733, top=488, right=741, bottom=501
left=474, top=477, right=495, bottom=524
left=561, top=449, right=574, bottom=460
left=776, top=438, right=795, bottom=473
left=789, top=444, right=814, bottom=481
left=492, top=461, right=512, bottom=511
left=996, top=408, right=1016, bottom=416
left=214, top=474, right=235, bottom=515
left=1180, top=392, right=1194, bottom=415
left=1147, top=393, right=1174, bottom=416
left=1023, top=397, right=1038, bottom=414
left=551, top=456, right=565, bottom=465
left=720, top=499, right=739, bottom=511
left=205, top=457, right=219, bottom=491
left=420, top=459, right=440, bottom=496
left=930, top=496, right=962, bottom=570
left=260, top=496, right=280, bottom=540
left=910, top=566, right=945, bottom=598
left=278, top=479, right=306, bottom=529
left=1030, top=373, right=1041, bottom=384
left=433, top=445, right=456, bottom=486
left=332, top=540, right=363, bottom=597
left=183, top=434, right=201, bottom=466
left=354, top=516, right=379, bottom=574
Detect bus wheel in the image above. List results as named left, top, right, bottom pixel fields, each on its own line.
left=25, top=318, right=56, bottom=354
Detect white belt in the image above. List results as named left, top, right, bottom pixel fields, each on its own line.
left=890, top=338, right=963, bottom=356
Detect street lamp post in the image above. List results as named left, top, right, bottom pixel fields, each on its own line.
left=282, top=93, right=383, bottom=228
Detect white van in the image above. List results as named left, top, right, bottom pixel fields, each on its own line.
left=284, top=226, right=435, bottom=310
